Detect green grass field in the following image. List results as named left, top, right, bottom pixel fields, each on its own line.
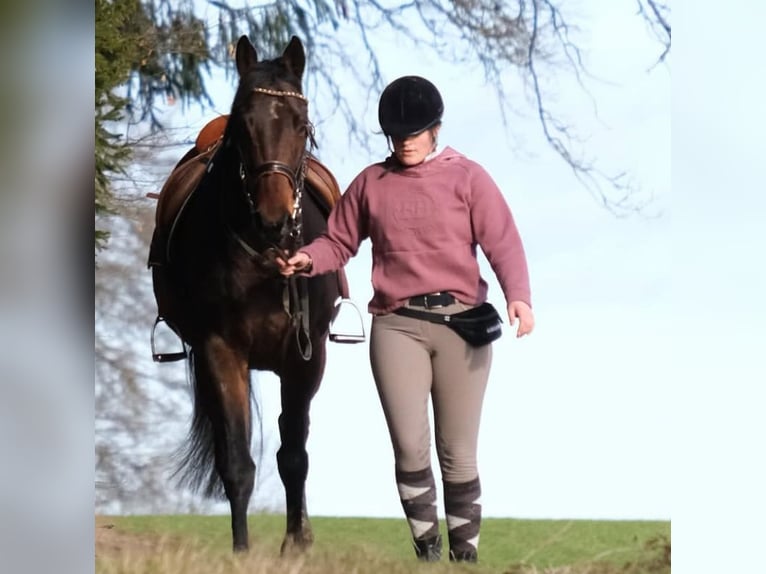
left=96, top=514, right=670, bottom=573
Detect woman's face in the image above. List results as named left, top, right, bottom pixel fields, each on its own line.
left=391, top=126, right=440, bottom=166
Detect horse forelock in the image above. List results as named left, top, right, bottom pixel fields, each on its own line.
left=231, top=58, right=307, bottom=142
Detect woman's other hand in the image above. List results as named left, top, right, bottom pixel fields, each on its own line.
left=507, top=301, right=534, bottom=338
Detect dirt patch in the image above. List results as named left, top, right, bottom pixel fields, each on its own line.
left=95, top=516, right=178, bottom=558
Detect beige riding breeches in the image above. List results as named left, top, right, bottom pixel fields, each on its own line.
left=369, top=301, right=492, bottom=483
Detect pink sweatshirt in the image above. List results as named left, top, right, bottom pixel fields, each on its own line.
left=302, top=146, right=531, bottom=314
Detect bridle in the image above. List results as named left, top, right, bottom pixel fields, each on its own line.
left=236, top=87, right=314, bottom=241
left=228, top=85, right=316, bottom=360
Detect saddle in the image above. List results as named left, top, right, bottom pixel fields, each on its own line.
left=147, top=116, right=349, bottom=298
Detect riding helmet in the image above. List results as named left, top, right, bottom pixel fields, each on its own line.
left=378, top=76, right=444, bottom=139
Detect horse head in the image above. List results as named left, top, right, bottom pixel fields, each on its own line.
left=229, top=35, right=313, bottom=245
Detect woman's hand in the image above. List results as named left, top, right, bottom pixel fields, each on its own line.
left=508, top=301, right=534, bottom=338
left=276, top=251, right=312, bottom=276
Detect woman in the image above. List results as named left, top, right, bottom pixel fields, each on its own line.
left=278, top=75, right=534, bottom=563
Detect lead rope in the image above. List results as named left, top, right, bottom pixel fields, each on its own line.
left=292, top=150, right=312, bottom=360
left=288, top=276, right=312, bottom=360
left=283, top=149, right=312, bottom=361
left=269, top=238, right=310, bottom=362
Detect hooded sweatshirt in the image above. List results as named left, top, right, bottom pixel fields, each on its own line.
left=301, top=146, right=531, bottom=315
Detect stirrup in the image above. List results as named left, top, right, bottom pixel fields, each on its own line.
left=329, top=297, right=366, bottom=344
left=150, top=316, right=188, bottom=362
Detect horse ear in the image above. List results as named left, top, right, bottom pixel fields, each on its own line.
left=281, top=36, right=305, bottom=80
left=235, top=35, right=258, bottom=77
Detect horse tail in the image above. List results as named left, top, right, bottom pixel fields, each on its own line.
left=173, top=349, right=225, bottom=499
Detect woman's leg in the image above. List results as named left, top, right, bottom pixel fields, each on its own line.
left=370, top=313, right=441, bottom=559
left=428, top=305, right=492, bottom=561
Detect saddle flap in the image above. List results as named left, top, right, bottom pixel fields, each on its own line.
left=155, top=143, right=219, bottom=229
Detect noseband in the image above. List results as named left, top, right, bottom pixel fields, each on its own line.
left=248, top=160, right=300, bottom=188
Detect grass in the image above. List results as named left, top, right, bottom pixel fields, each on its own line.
left=96, top=514, right=670, bottom=574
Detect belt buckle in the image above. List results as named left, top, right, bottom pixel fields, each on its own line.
left=424, top=293, right=444, bottom=309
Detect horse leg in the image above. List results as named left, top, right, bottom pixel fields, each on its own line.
left=277, top=354, right=325, bottom=555
left=199, top=335, right=255, bottom=552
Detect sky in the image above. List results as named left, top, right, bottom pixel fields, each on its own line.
left=138, top=1, right=677, bottom=523
left=668, top=5, right=766, bottom=572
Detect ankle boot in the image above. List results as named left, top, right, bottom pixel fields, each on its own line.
left=413, top=534, right=442, bottom=561
left=449, top=548, right=478, bottom=563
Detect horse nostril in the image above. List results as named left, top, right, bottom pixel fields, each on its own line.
left=256, top=212, right=290, bottom=235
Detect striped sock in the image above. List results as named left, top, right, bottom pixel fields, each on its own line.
left=396, top=467, right=439, bottom=540
left=444, top=476, right=482, bottom=558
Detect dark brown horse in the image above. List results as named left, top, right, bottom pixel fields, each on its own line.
left=149, top=36, right=341, bottom=553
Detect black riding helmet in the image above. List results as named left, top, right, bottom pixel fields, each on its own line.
left=378, top=76, right=444, bottom=139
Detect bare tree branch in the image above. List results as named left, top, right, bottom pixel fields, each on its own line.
left=637, top=0, right=671, bottom=65
left=116, top=0, right=670, bottom=213
left=526, top=0, right=643, bottom=214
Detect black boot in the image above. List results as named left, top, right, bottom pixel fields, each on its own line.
left=449, top=548, right=478, bottom=563
left=413, top=534, right=442, bottom=562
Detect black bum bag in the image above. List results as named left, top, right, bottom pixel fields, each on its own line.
left=393, top=302, right=503, bottom=347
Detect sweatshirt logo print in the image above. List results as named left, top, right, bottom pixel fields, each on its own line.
left=392, top=191, right=435, bottom=229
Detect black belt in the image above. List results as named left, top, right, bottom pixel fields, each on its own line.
left=408, top=292, right=456, bottom=309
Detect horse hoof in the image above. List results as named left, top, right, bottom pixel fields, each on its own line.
left=280, top=533, right=314, bottom=556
